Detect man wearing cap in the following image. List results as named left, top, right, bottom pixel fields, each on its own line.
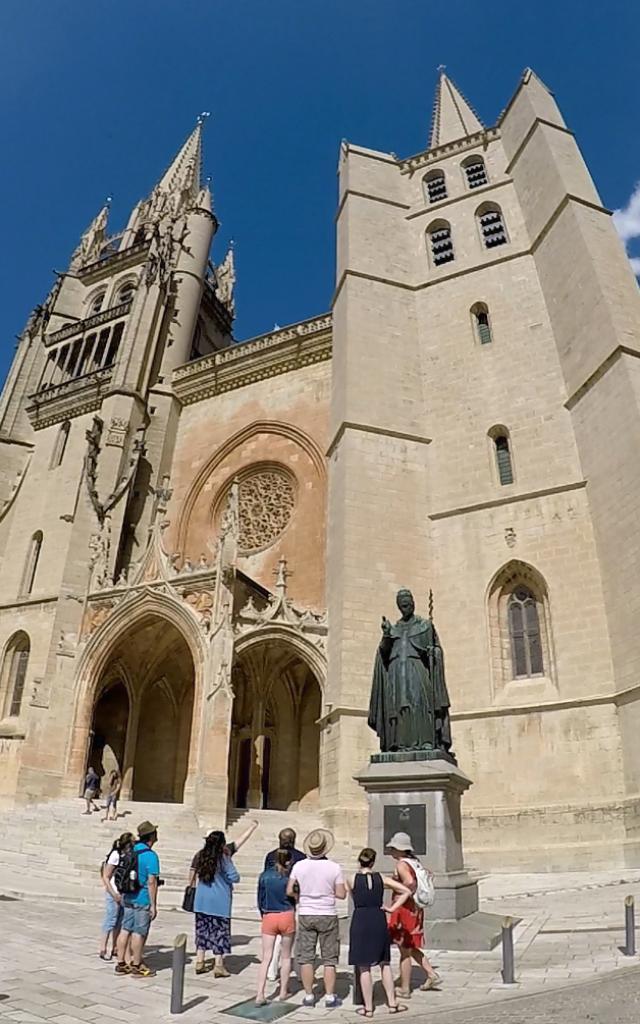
left=114, top=820, right=160, bottom=978
left=287, top=828, right=346, bottom=1008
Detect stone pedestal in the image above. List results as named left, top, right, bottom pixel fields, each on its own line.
left=354, top=756, right=503, bottom=950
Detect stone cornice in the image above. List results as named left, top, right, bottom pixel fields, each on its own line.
left=47, top=300, right=132, bottom=346
left=172, top=315, right=332, bottom=405
left=327, top=421, right=431, bottom=458
left=428, top=479, right=587, bottom=521
left=314, top=680, right=640, bottom=731
left=399, top=127, right=501, bottom=176
left=77, top=240, right=149, bottom=282
left=26, top=367, right=114, bottom=430
left=405, top=178, right=512, bottom=222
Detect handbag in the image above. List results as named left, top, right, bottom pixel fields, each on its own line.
left=182, top=885, right=196, bottom=913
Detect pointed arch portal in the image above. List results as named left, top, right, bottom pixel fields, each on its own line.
left=86, top=613, right=196, bottom=802
left=229, top=636, right=322, bottom=812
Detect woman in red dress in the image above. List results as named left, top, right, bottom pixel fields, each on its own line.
left=387, top=832, right=441, bottom=997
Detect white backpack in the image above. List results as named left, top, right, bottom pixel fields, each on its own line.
left=402, top=857, right=435, bottom=909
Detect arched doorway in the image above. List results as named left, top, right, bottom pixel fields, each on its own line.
left=229, top=639, right=322, bottom=811
left=88, top=680, right=129, bottom=783
left=87, top=614, right=195, bottom=803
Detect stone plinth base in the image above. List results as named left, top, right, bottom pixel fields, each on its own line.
left=354, top=757, right=502, bottom=950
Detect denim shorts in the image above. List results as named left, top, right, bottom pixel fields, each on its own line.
left=105, top=793, right=118, bottom=808
left=102, top=892, right=123, bottom=932
left=122, top=903, right=152, bottom=937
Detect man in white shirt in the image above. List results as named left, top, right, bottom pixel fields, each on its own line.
left=287, top=828, right=346, bottom=1008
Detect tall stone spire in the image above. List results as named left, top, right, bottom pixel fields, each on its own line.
left=155, top=119, right=204, bottom=200
left=143, top=114, right=210, bottom=221
left=429, top=71, right=483, bottom=149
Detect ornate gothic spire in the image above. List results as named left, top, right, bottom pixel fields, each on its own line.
left=70, top=199, right=110, bottom=271
left=153, top=114, right=208, bottom=205
left=429, top=70, right=483, bottom=149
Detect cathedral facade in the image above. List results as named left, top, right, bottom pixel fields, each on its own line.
left=1, top=69, right=640, bottom=871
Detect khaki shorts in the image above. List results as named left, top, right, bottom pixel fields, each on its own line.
left=297, top=915, right=340, bottom=966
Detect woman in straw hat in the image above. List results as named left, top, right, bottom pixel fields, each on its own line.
left=386, top=832, right=441, bottom=997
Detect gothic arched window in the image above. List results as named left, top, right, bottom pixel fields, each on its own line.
left=477, top=203, right=508, bottom=249
left=50, top=421, right=70, bottom=469
left=462, top=155, right=488, bottom=190
left=20, top=531, right=42, bottom=597
left=88, top=290, right=106, bottom=315
left=508, top=586, right=544, bottom=678
left=426, top=220, right=455, bottom=267
left=116, top=281, right=136, bottom=306
left=471, top=302, right=492, bottom=345
left=1, top=632, right=30, bottom=718
left=487, top=561, right=555, bottom=692
left=423, top=170, right=447, bottom=205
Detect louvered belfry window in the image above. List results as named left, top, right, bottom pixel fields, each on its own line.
left=494, top=435, right=514, bottom=485
left=479, top=207, right=508, bottom=248
left=425, top=171, right=447, bottom=204
left=464, top=157, right=488, bottom=189
left=508, top=587, right=544, bottom=677
left=428, top=223, right=455, bottom=266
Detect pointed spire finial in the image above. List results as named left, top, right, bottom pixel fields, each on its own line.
left=437, top=63, right=446, bottom=73
left=197, top=110, right=211, bottom=126
left=429, top=71, right=483, bottom=149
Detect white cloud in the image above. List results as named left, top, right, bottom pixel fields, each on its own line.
left=613, top=182, right=640, bottom=241
left=613, top=182, right=640, bottom=277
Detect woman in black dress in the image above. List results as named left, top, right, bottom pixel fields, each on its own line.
left=347, top=848, right=411, bottom=1017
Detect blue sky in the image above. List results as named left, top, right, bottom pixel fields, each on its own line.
left=1, top=1, right=639, bottom=384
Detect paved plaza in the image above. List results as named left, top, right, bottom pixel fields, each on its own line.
left=3, top=869, right=640, bottom=1023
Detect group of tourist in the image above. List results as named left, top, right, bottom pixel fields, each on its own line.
left=98, top=817, right=440, bottom=1014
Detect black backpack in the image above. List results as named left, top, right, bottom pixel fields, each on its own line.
left=113, top=844, right=141, bottom=896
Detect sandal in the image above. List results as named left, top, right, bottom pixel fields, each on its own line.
left=420, top=974, right=441, bottom=991
left=98, top=952, right=112, bottom=962
left=389, top=1007, right=408, bottom=1015
left=394, top=988, right=411, bottom=999
left=356, top=1010, right=373, bottom=1018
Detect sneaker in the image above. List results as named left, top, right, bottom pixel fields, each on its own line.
left=325, top=995, right=341, bottom=1009
left=302, top=994, right=315, bottom=1006
left=114, top=962, right=131, bottom=975
left=131, top=963, right=156, bottom=978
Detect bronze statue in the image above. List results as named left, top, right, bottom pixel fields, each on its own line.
left=368, top=588, right=454, bottom=758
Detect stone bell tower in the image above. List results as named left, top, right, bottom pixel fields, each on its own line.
left=0, top=118, right=235, bottom=803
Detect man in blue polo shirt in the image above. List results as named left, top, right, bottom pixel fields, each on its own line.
left=115, top=820, right=160, bottom=978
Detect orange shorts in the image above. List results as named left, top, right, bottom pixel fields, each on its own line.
left=261, top=910, right=296, bottom=937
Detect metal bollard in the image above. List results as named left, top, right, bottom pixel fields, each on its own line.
left=625, top=896, right=636, bottom=956
left=501, top=916, right=515, bottom=984
left=171, top=933, right=187, bottom=1014
left=353, top=966, right=363, bottom=1006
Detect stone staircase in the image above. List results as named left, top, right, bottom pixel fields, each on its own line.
left=0, top=799, right=359, bottom=919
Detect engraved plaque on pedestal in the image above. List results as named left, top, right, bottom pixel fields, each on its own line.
left=383, top=803, right=427, bottom=855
